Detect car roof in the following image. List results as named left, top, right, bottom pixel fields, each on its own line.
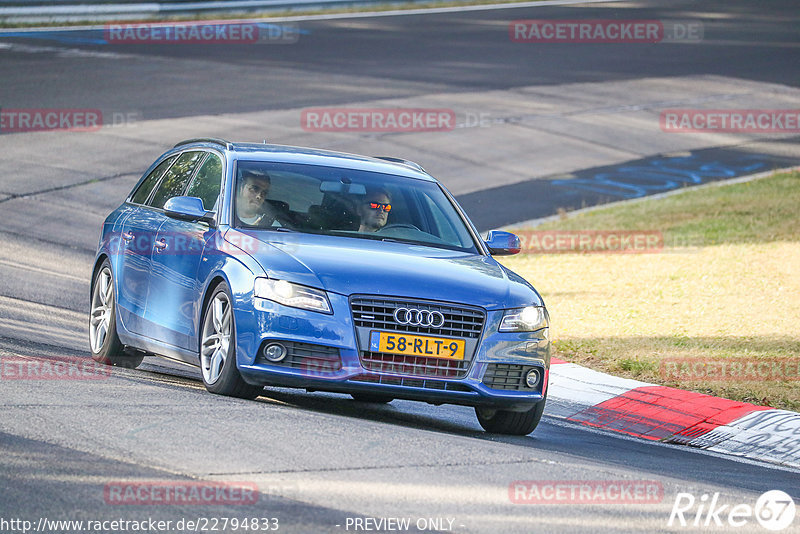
left=173, top=139, right=435, bottom=182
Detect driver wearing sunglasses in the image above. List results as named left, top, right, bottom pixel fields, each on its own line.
left=357, top=187, right=392, bottom=232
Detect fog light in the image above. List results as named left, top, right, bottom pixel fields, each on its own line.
left=263, top=342, right=287, bottom=363
left=525, top=368, right=541, bottom=389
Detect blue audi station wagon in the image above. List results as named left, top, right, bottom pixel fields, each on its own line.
left=90, top=139, right=551, bottom=435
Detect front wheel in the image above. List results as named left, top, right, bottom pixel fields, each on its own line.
left=200, top=283, right=262, bottom=400
left=89, top=259, right=143, bottom=369
left=475, top=397, right=546, bottom=435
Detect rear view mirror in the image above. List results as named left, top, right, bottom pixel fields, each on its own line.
left=320, top=181, right=367, bottom=195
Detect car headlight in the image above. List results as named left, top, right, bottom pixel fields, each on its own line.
left=254, top=278, right=332, bottom=314
left=499, top=306, right=547, bottom=332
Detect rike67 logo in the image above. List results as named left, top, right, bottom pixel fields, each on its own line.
left=669, top=490, right=796, bottom=531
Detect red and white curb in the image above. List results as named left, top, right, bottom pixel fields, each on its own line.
left=546, top=358, right=800, bottom=469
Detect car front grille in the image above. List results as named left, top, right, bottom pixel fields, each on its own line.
left=351, top=296, right=484, bottom=379
left=351, top=296, right=485, bottom=339
left=256, top=340, right=342, bottom=375
left=483, top=363, right=543, bottom=392
left=359, top=351, right=470, bottom=379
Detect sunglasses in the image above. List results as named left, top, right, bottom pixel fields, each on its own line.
left=367, top=202, right=392, bottom=212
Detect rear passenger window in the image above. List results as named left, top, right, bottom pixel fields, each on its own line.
left=148, top=151, right=204, bottom=209
left=186, top=153, right=223, bottom=210
left=130, top=155, right=176, bottom=205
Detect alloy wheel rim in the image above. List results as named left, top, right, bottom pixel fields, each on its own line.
left=89, top=267, right=113, bottom=353
left=201, top=292, right=231, bottom=384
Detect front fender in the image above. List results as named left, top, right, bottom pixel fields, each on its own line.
left=194, top=229, right=267, bottom=357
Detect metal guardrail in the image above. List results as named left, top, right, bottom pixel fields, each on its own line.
left=0, top=0, right=397, bottom=22
left=0, top=1, right=236, bottom=3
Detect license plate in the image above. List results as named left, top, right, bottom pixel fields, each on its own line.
left=369, top=331, right=465, bottom=360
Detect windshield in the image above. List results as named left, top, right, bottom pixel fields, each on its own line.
left=232, top=160, right=479, bottom=253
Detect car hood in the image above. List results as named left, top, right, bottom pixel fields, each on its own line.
left=228, top=229, right=542, bottom=310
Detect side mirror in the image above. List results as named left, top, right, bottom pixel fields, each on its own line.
left=485, top=230, right=521, bottom=255
left=164, top=196, right=215, bottom=225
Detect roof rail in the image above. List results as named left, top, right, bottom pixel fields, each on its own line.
left=174, top=138, right=232, bottom=150
left=373, top=156, right=426, bottom=173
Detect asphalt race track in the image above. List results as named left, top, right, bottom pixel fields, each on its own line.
left=1, top=0, right=799, bottom=532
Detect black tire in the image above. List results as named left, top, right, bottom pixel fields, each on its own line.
left=475, top=397, right=546, bottom=435
left=350, top=393, right=394, bottom=404
left=89, top=259, right=143, bottom=369
left=200, top=282, right=262, bottom=400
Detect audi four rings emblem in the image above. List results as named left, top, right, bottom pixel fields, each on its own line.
left=393, top=307, right=446, bottom=328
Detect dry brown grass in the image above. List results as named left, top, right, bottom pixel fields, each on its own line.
left=500, top=172, right=800, bottom=411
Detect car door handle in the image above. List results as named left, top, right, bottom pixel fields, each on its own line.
left=154, top=239, right=167, bottom=252
left=122, top=232, right=134, bottom=242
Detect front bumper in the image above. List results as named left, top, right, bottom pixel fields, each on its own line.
left=235, top=293, right=550, bottom=410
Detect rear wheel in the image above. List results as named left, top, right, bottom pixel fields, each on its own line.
left=350, top=393, right=394, bottom=404
left=89, top=259, right=143, bottom=369
left=200, top=283, right=262, bottom=400
left=475, top=397, right=546, bottom=435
